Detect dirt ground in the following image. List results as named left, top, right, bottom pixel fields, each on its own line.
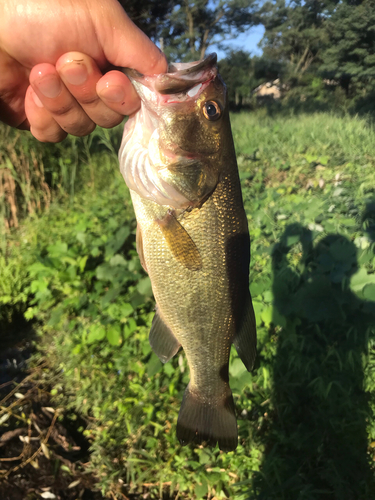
left=0, top=330, right=106, bottom=500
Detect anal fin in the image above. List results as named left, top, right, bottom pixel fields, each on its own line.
left=149, top=308, right=180, bottom=363
left=233, top=292, right=257, bottom=372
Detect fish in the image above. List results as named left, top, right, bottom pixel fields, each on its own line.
left=118, top=53, right=257, bottom=451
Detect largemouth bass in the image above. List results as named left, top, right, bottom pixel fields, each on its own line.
left=118, top=53, right=256, bottom=451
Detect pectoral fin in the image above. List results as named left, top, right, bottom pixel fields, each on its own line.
left=136, top=224, right=147, bottom=273
left=156, top=211, right=202, bottom=271
left=149, top=308, right=180, bottom=363
left=233, top=293, right=257, bottom=372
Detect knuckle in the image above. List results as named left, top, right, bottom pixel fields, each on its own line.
left=62, top=121, right=96, bottom=137
left=52, top=102, right=75, bottom=117
left=78, top=93, right=100, bottom=107
left=98, top=114, right=124, bottom=129
left=31, top=126, right=67, bottom=143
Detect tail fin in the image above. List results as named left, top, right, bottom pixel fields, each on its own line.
left=176, top=384, right=238, bottom=451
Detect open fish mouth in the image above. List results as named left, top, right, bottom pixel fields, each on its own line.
left=123, top=53, right=218, bottom=99
left=119, top=54, right=222, bottom=208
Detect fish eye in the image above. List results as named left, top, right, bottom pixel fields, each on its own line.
left=203, top=101, right=221, bottom=121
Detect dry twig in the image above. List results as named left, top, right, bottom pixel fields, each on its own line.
left=1, top=409, right=59, bottom=478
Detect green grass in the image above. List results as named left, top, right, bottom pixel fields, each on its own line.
left=2, top=109, right=375, bottom=499
left=232, top=110, right=375, bottom=165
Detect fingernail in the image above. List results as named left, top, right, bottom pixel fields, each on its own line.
left=61, top=62, right=88, bottom=86
left=31, top=89, right=44, bottom=108
left=35, top=75, right=62, bottom=99
left=98, top=85, right=125, bottom=103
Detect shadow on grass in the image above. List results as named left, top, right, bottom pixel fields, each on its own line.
left=254, top=223, right=375, bottom=499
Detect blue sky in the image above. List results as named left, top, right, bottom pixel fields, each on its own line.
left=211, top=25, right=265, bottom=60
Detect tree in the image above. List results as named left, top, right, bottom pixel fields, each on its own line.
left=320, top=0, right=375, bottom=95
left=259, top=0, right=339, bottom=76
left=118, top=0, right=178, bottom=41
left=160, top=0, right=258, bottom=62
left=219, top=51, right=255, bottom=107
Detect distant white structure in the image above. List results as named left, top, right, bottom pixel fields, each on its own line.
left=253, top=79, right=282, bottom=99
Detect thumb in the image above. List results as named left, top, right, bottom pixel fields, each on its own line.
left=93, top=1, right=168, bottom=76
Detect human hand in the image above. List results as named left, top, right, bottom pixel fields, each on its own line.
left=0, top=0, right=167, bottom=142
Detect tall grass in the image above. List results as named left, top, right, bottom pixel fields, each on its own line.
left=0, top=125, right=51, bottom=230
left=231, top=110, right=375, bottom=167
left=0, top=122, right=124, bottom=240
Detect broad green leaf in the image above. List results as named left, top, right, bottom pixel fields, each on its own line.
left=107, top=325, right=121, bottom=346
left=137, top=277, right=153, bottom=297
left=163, top=363, right=175, bottom=377
left=252, top=301, right=264, bottom=327
left=261, top=305, right=273, bottom=327
left=122, top=302, right=134, bottom=317
left=273, top=307, right=287, bottom=328
left=101, top=286, right=122, bottom=307
left=87, top=324, right=106, bottom=343
left=124, top=318, right=137, bottom=338
left=105, top=226, right=131, bottom=257
left=351, top=268, right=375, bottom=292
left=72, top=344, right=81, bottom=355
left=147, top=353, right=162, bottom=377
left=305, top=153, right=317, bottom=163
left=250, top=279, right=271, bottom=297
left=230, top=357, right=247, bottom=378
left=319, top=155, right=329, bottom=165
left=195, top=479, right=208, bottom=499
left=109, top=254, right=127, bottom=267
left=286, top=234, right=300, bottom=246
left=263, top=290, right=273, bottom=303
left=363, top=284, right=375, bottom=301
left=199, top=451, right=211, bottom=465
left=78, top=255, right=88, bottom=272
left=338, top=217, right=356, bottom=227
left=76, top=231, right=86, bottom=244
left=47, top=242, right=68, bottom=256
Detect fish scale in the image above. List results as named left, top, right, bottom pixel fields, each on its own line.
left=119, top=54, right=257, bottom=450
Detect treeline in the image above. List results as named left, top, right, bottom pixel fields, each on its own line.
left=249, top=0, right=375, bottom=112
left=122, top=0, right=375, bottom=111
